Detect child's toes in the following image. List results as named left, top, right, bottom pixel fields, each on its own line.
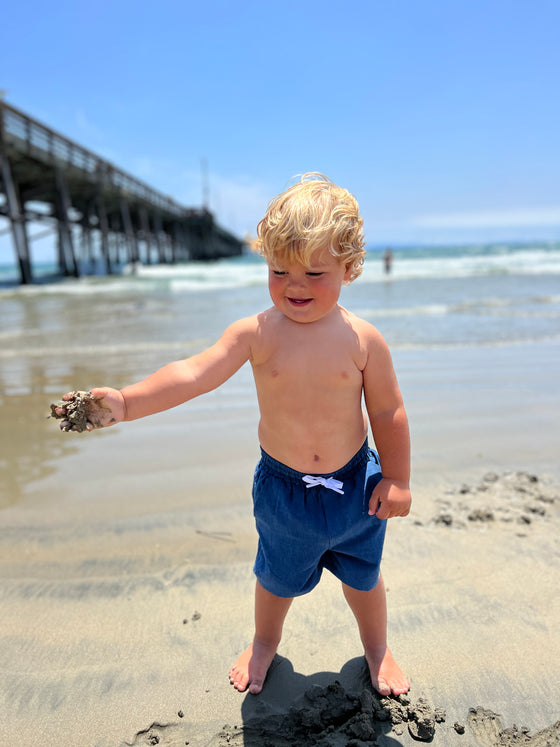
left=228, top=666, right=246, bottom=691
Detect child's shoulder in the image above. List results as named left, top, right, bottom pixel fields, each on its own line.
left=221, top=313, right=259, bottom=341
left=340, top=306, right=388, bottom=345
left=224, top=308, right=282, bottom=343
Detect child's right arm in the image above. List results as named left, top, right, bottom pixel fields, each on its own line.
left=56, top=317, right=254, bottom=431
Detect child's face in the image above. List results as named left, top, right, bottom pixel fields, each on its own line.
left=267, top=247, right=352, bottom=324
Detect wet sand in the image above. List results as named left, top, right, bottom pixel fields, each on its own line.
left=1, top=342, right=560, bottom=746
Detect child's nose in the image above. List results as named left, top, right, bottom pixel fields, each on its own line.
left=287, top=274, right=307, bottom=290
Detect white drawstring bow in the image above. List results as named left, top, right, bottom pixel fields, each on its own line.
left=302, top=475, right=345, bottom=495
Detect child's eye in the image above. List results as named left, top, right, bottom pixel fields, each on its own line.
left=306, top=272, right=324, bottom=277
left=272, top=270, right=287, bottom=276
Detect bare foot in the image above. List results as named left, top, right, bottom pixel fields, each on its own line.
left=366, top=646, right=410, bottom=696
left=228, top=639, right=277, bottom=694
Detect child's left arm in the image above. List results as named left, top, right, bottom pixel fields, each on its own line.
left=362, top=327, right=411, bottom=520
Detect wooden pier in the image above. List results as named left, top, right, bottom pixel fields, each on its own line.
left=0, top=101, right=245, bottom=284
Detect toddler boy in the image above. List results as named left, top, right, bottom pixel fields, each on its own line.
left=55, top=173, right=411, bottom=696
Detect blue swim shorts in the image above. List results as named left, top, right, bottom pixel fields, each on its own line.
left=252, top=440, right=386, bottom=598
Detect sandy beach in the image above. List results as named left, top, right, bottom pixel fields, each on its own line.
left=1, top=337, right=559, bottom=746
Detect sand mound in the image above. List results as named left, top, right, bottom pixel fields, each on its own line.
left=428, top=472, right=558, bottom=531
left=236, top=683, right=445, bottom=744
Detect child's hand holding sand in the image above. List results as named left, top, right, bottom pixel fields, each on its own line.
left=50, top=388, right=125, bottom=432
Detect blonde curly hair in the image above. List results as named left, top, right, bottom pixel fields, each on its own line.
left=254, top=173, right=366, bottom=283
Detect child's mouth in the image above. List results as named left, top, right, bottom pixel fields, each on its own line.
left=288, top=298, right=312, bottom=306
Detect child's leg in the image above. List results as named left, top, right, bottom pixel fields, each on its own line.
left=342, top=573, right=409, bottom=696
left=229, top=580, right=293, bottom=694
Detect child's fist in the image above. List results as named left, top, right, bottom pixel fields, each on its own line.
left=49, top=388, right=125, bottom=432
left=368, top=479, right=411, bottom=520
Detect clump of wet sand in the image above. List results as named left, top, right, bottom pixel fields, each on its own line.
left=241, top=682, right=446, bottom=744
left=49, top=391, right=99, bottom=432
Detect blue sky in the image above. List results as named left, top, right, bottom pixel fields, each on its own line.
left=2, top=0, right=559, bottom=261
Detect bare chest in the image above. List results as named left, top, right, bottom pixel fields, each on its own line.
left=253, top=333, right=364, bottom=396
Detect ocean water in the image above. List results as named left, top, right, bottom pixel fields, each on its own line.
left=1, top=242, right=559, bottom=361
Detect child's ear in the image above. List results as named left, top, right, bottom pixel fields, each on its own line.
left=343, top=262, right=354, bottom=282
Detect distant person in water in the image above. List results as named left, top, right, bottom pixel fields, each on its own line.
left=383, top=247, right=393, bottom=274
left=54, top=173, right=412, bottom=697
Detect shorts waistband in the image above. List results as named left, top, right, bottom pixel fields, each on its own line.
left=259, top=439, right=371, bottom=485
